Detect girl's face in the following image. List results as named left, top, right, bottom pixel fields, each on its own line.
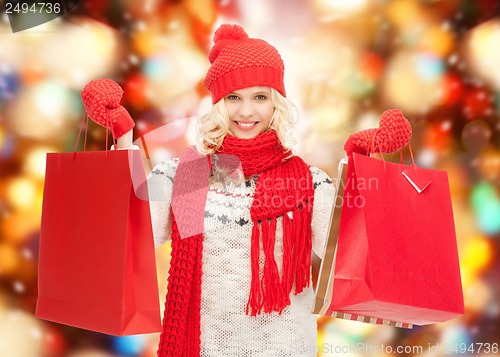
left=224, top=86, right=275, bottom=139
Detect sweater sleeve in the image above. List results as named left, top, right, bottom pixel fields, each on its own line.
left=146, top=158, right=179, bottom=249
left=309, top=166, right=336, bottom=259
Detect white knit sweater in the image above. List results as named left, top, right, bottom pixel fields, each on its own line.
left=147, top=159, right=335, bottom=357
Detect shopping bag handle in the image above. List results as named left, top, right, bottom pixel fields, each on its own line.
left=73, top=110, right=116, bottom=158
left=367, top=129, right=387, bottom=170
left=367, top=129, right=417, bottom=169
left=73, top=111, right=89, bottom=153
left=398, top=143, right=416, bottom=166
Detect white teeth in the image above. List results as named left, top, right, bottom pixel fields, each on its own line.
left=237, top=122, right=257, bottom=127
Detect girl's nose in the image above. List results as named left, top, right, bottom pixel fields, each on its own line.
left=238, top=100, right=254, bottom=117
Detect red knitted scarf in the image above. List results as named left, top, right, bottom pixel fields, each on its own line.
left=157, top=130, right=314, bottom=357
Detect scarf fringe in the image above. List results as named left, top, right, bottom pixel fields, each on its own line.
left=295, top=201, right=313, bottom=294
left=246, top=222, right=263, bottom=316
left=282, top=213, right=293, bottom=306
left=246, top=201, right=314, bottom=316
left=262, top=217, right=287, bottom=314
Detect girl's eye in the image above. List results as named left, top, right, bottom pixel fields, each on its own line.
left=227, top=95, right=239, bottom=100
left=255, top=95, right=268, bottom=101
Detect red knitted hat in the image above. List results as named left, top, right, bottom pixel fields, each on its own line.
left=204, top=24, right=286, bottom=104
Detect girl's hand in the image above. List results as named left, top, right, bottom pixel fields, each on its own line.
left=344, top=109, right=412, bottom=156
left=81, top=79, right=135, bottom=139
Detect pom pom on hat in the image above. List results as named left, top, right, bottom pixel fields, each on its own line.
left=204, top=24, right=286, bottom=104
left=213, top=24, right=249, bottom=42
left=208, top=24, right=250, bottom=64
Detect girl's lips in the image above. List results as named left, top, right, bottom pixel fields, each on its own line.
left=234, top=121, right=259, bottom=130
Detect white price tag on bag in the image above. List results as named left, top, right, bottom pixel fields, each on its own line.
left=402, top=164, right=432, bottom=193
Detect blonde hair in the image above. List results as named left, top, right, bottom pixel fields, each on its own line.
left=195, top=88, right=297, bottom=155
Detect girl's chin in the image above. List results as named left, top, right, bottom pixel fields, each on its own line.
left=230, top=131, right=261, bottom=139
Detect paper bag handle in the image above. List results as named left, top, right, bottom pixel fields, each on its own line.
left=73, top=111, right=89, bottom=153
left=398, top=143, right=416, bottom=166
left=73, top=110, right=116, bottom=158
left=367, top=129, right=388, bottom=170
left=367, top=129, right=416, bottom=168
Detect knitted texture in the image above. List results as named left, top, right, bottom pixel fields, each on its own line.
left=344, top=109, right=412, bottom=156
left=81, top=79, right=135, bottom=138
left=204, top=24, right=286, bottom=104
left=157, top=130, right=314, bottom=357
left=157, top=147, right=208, bottom=357
left=149, top=162, right=335, bottom=356
left=218, top=131, right=314, bottom=315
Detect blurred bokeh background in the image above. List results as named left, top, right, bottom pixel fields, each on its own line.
left=0, top=0, right=499, bottom=356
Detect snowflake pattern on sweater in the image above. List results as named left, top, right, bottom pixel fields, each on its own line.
left=147, top=159, right=335, bottom=357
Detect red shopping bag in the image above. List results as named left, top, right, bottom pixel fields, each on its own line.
left=314, top=159, right=414, bottom=328
left=323, top=152, right=464, bottom=326
left=35, top=148, right=161, bottom=335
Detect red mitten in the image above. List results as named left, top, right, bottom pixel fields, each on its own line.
left=81, top=79, right=135, bottom=138
left=344, top=109, right=412, bottom=156
left=107, top=105, right=135, bottom=138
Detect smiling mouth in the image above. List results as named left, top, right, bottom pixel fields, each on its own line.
left=235, top=121, right=258, bottom=127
